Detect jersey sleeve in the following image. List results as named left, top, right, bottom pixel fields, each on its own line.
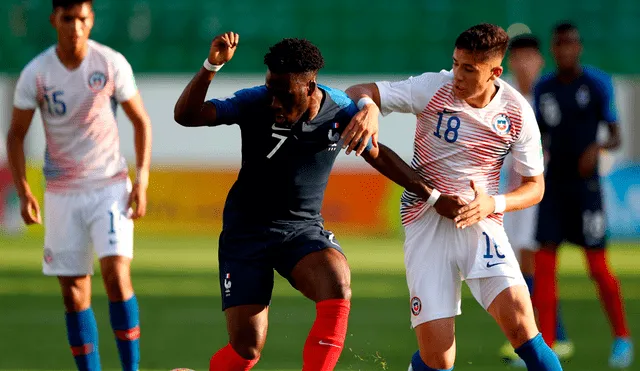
left=13, top=61, right=38, bottom=110
left=113, top=53, right=138, bottom=103
left=592, top=71, right=618, bottom=123
left=510, top=102, right=545, bottom=177
left=376, top=72, right=445, bottom=117
left=207, top=86, right=267, bottom=126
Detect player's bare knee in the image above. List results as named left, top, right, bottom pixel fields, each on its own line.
left=59, top=278, right=91, bottom=312
left=230, top=336, right=264, bottom=360
left=419, top=349, right=455, bottom=370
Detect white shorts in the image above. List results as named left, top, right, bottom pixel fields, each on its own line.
left=43, top=180, right=134, bottom=276
left=504, top=205, right=539, bottom=255
left=404, top=208, right=526, bottom=328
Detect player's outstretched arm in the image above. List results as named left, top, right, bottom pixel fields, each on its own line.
left=362, top=143, right=465, bottom=219
left=174, top=32, right=239, bottom=127
left=121, top=93, right=152, bottom=219
left=341, top=83, right=382, bottom=156
left=6, top=107, right=41, bottom=225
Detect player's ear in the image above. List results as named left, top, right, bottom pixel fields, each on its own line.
left=50, top=11, right=56, bottom=28
left=490, top=66, right=503, bottom=81
left=307, top=80, right=317, bottom=96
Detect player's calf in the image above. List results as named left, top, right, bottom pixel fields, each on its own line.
left=211, top=304, right=267, bottom=371
left=101, top=256, right=139, bottom=371
left=59, top=276, right=101, bottom=371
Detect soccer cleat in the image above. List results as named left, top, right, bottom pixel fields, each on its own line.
left=609, top=337, right=633, bottom=369
left=553, top=339, right=575, bottom=361
left=499, top=341, right=519, bottom=364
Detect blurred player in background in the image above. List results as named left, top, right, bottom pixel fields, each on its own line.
left=533, top=22, right=632, bottom=369
left=345, top=24, right=562, bottom=371
left=174, top=32, right=443, bottom=371
left=499, top=34, right=573, bottom=367
left=6, top=1, right=152, bottom=370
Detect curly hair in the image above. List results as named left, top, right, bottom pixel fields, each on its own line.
left=264, top=38, right=325, bottom=74
left=53, top=0, right=92, bottom=10
left=455, top=23, right=509, bottom=60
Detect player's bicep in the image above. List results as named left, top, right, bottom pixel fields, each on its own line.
left=8, top=107, right=36, bottom=140
left=375, top=79, right=415, bottom=116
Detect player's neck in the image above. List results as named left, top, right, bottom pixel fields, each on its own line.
left=55, top=43, right=89, bottom=70
left=557, top=65, right=582, bottom=83
left=465, top=83, right=498, bottom=108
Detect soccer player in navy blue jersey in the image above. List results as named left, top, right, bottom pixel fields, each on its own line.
left=174, top=32, right=448, bottom=371
left=532, top=22, right=632, bottom=369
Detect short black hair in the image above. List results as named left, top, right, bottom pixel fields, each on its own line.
left=455, top=23, right=510, bottom=60
left=553, top=21, right=578, bottom=34
left=508, top=34, right=540, bottom=52
left=52, top=0, right=92, bottom=10
left=264, top=38, right=325, bottom=74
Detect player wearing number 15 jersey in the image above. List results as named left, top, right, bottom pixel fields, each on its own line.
left=175, top=33, right=433, bottom=371
left=347, top=24, right=562, bottom=371
left=6, top=1, right=152, bottom=371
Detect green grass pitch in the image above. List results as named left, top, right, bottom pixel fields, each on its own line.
left=1, top=234, right=638, bottom=371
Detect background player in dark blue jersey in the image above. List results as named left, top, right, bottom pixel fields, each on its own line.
left=174, top=32, right=452, bottom=371
left=532, top=22, right=633, bottom=369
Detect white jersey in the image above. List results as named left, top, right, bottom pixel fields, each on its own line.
left=376, top=70, right=544, bottom=226
left=13, top=40, right=137, bottom=192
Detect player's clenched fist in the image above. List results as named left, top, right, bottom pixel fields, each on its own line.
left=208, top=32, right=239, bottom=66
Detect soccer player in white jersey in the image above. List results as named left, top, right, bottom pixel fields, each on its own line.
left=6, top=1, right=151, bottom=370
left=345, top=24, right=562, bottom=371
left=500, top=34, right=573, bottom=366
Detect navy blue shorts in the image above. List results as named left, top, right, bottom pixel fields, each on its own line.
left=536, top=178, right=607, bottom=248
left=217, top=221, right=342, bottom=310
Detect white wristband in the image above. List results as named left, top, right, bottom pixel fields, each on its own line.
left=357, top=97, right=375, bottom=110
left=426, top=189, right=441, bottom=206
left=203, top=59, right=224, bottom=72
left=492, top=195, right=506, bottom=213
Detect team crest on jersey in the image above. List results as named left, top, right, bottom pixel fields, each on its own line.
left=576, top=84, right=591, bottom=108
left=410, top=296, right=422, bottom=316
left=491, top=114, right=511, bottom=136
left=88, top=71, right=107, bottom=92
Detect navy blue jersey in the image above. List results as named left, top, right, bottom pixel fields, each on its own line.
left=533, top=66, right=618, bottom=178
left=209, top=85, right=368, bottom=227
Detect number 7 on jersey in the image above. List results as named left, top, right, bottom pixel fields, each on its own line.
left=267, top=133, right=287, bottom=159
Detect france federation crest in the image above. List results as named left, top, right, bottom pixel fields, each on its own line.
left=491, top=113, right=511, bottom=136
left=88, top=71, right=107, bottom=92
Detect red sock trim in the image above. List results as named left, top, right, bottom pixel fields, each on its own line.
left=209, top=343, right=259, bottom=371
left=115, top=325, right=140, bottom=341
left=71, top=343, right=94, bottom=356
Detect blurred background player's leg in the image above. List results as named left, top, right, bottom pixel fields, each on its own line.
left=59, top=276, right=101, bottom=371
left=91, top=181, right=140, bottom=371
left=584, top=249, right=633, bottom=368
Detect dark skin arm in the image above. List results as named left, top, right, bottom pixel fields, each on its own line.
left=174, top=32, right=239, bottom=127
left=361, top=143, right=465, bottom=219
